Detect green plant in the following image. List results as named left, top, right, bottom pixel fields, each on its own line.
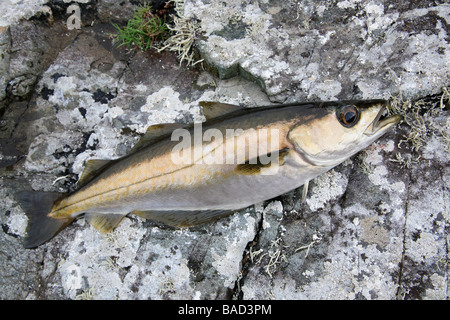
left=112, top=3, right=170, bottom=51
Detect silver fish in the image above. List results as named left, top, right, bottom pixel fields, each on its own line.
left=16, top=100, right=400, bottom=248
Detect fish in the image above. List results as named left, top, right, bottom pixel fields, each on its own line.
left=15, top=99, right=401, bottom=248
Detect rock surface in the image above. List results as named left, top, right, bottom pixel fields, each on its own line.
left=0, top=0, right=448, bottom=300
left=187, top=0, right=449, bottom=102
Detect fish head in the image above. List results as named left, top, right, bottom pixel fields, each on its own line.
left=288, top=100, right=401, bottom=167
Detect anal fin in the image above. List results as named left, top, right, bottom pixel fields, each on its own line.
left=132, top=209, right=237, bottom=227
left=85, top=213, right=127, bottom=233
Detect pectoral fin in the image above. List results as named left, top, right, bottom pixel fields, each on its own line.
left=235, top=148, right=290, bottom=175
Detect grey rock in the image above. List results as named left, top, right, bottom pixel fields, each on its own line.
left=97, top=0, right=144, bottom=24
left=0, top=0, right=48, bottom=27
left=0, top=0, right=449, bottom=300
left=186, top=0, right=449, bottom=102
left=0, top=26, right=11, bottom=102
left=0, top=18, right=78, bottom=118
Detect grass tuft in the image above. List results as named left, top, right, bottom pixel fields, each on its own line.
left=112, top=3, right=170, bottom=51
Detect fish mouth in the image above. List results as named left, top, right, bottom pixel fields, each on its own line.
left=364, top=102, right=401, bottom=136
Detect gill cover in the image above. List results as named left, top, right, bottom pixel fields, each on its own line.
left=287, top=100, right=396, bottom=167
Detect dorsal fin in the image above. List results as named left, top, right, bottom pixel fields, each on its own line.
left=78, top=159, right=112, bottom=187
left=78, top=123, right=185, bottom=186
left=199, top=101, right=245, bottom=120
left=130, top=123, right=186, bottom=153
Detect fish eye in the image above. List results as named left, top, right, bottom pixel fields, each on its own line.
left=337, top=105, right=360, bottom=127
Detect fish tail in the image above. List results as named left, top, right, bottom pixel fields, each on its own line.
left=15, top=191, right=73, bottom=248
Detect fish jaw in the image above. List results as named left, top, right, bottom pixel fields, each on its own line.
left=287, top=100, right=401, bottom=167
left=364, top=103, right=402, bottom=137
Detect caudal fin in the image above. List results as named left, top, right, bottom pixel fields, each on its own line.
left=15, top=191, right=73, bottom=248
